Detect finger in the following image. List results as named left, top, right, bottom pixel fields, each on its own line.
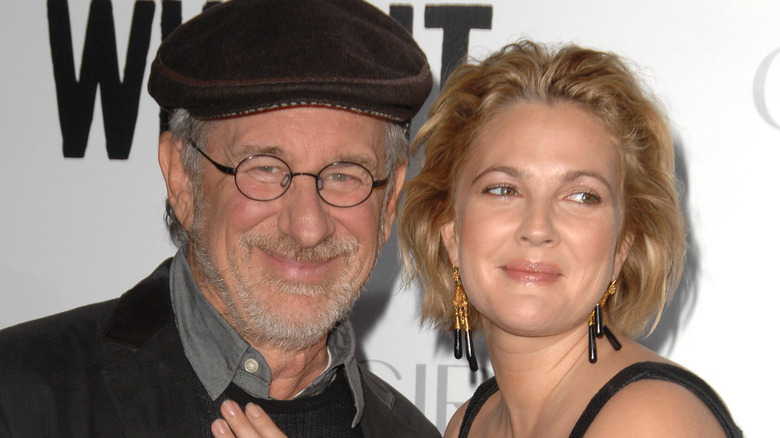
left=245, top=403, right=287, bottom=438
left=219, top=400, right=262, bottom=438
left=211, top=418, right=237, bottom=438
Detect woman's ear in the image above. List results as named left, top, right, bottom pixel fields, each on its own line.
left=440, top=220, right=459, bottom=266
left=613, top=231, right=634, bottom=276
left=159, top=132, right=196, bottom=231
left=380, top=161, right=408, bottom=244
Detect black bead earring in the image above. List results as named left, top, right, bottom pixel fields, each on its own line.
left=588, top=280, right=622, bottom=363
left=453, top=266, right=478, bottom=372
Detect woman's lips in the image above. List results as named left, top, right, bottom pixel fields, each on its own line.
left=501, top=262, right=562, bottom=284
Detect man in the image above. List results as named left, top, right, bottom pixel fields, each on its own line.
left=0, top=0, right=438, bottom=436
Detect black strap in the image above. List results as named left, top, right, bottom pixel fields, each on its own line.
left=569, top=361, right=742, bottom=438
left=456, top=362, right=742, bottom=438
left=457, top=377, right=498, bottom=438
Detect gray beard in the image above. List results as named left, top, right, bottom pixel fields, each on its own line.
left=187, top=181, right=391, bottom=350
left=191, top=230, right=366, bottom=350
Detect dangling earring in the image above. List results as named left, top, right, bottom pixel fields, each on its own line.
left=588, top=279, right=622, bottom=363
left=453, top=266, right=478, bottom=372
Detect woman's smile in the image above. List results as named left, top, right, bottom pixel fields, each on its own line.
left=500, top=261, right=563, bottom=285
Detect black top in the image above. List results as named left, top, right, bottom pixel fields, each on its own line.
left=458, top=361, right=742, bottom=438
left=196, top=366, right=362, bottom=437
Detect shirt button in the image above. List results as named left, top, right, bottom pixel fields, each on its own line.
left=244, top=358, right=259, bottom=373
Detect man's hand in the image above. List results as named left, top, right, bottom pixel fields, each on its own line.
left=212, top=400, right=287, bottom=438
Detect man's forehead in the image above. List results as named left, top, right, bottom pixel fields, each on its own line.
left=208, top=107, right=387, bottom=165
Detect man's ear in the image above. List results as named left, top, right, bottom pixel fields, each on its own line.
left=440, top=219, right=459, bottom=266
left=379, top=161, right=408, bottom=244
left=159, top=132, right=195, bottom=232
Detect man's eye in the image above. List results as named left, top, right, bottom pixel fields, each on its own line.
left=328, top=173, right=354, bottom=182
left=568, top=192, right=602, bottom=204
left=485, top=186, right=517, bottom=196
left=245, top=165, right=284, bottom=182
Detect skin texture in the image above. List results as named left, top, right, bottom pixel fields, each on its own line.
left=158, top=107, right=406, bottom=404
left=437, top=102, right=725, bottom=437
left=441, top=101, right=628, bottom=340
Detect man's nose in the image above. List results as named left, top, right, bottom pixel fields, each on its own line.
left=276, top=175, right=335, bottom=248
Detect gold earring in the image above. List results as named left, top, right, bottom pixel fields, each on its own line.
left=453, top=266, right=478, bottom=372
left=587, top=279, right=622, bottom=363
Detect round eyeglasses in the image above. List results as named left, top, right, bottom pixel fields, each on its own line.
left=190, top=141, right=389, bottom=208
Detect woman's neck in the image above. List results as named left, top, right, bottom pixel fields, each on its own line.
left=482, top=322, right=593, bottom=436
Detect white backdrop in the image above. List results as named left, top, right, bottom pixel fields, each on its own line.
left=1, top=1, right=777, bottom=435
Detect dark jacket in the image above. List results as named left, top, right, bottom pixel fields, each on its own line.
left=0, top=260, right=440, bottom=437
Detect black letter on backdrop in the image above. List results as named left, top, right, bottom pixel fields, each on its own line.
left=157, top=0, right=224, bottom=134
left=390, top=5, right=413, bottom=34
left=48, top=0, right=155, bottom=159
left=424, top=5, right=492, bottom=85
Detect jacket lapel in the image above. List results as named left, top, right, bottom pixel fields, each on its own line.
left=100, top=259, right=202, bottom=437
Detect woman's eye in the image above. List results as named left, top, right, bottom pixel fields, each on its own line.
left=568, top=192, right=602, bottom=204
left=485, top=186, right=517, bottom=196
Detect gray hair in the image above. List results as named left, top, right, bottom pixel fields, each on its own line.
left=163, top=108, right=408, bottom=249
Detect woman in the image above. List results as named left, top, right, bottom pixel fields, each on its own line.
left=397, top=40, right=742, bottom=437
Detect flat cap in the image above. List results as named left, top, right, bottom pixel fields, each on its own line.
left=148, top=0, right=432, bottom=123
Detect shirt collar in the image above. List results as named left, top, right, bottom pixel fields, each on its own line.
left=168, top=250, right=365, bottom=426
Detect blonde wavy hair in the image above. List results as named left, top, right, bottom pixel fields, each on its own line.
left=398, top=40, right=686, bottom=338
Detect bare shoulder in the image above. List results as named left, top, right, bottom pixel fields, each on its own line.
left=585, top=378, right=726, bottom=438
left=443, top=399, right=469, bottom=438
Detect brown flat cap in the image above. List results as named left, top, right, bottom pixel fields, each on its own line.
left=148, top=0, right=432, bottom=123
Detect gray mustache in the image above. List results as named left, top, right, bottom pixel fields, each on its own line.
left=240, top=234, right=359, bottom=262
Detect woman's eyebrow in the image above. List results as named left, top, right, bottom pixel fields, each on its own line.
left=562, top=170, right=613, bottom=190
left=473, top=165, right=524, bottom=181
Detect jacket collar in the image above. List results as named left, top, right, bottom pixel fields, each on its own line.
left=100, top=259, right=202, bottom=436
left=105, top=258, right=174, bottom=348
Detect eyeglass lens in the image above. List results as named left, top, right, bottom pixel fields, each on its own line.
left=235, top=156, right=375, bottom=207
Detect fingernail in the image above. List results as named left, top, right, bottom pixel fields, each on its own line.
left=221, top=400, right=238, bottom=418
left=213, top=419, right=228, bottom=435
left=246, top=402, right=261, bottom=418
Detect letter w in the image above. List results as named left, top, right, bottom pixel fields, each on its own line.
left=48, top=0, right=154, bottom=159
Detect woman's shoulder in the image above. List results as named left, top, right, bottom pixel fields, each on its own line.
left=443, top=400, right=468, bottom=438
left=585, top=370, right=725, bottom=437
left=579, top=361, right=740, bottom=438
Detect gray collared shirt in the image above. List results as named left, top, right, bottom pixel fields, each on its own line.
left=169, top=250, right=366, bottom=426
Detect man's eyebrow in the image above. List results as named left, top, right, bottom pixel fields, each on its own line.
left=332, top=152, right=380, bottom=168
left=232, top=144, right=381, bottom=172
left=234, top=144, right=285, bottom=158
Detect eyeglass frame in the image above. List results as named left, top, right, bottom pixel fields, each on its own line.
left=188, top=140, right=390, bottom=208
